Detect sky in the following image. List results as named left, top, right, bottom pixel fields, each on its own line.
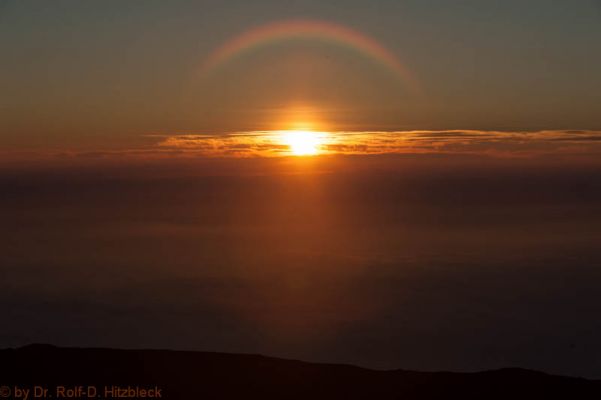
left=1, top=0, right=601, bottom=151
left=2, top=0, right=601, bottom=380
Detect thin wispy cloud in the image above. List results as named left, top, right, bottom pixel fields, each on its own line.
left=3, top=130, right=601, bottom=165
left=156, top=130, right=601, bottom=158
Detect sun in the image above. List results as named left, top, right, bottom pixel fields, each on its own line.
left=282, top=130, right=322, bottom=156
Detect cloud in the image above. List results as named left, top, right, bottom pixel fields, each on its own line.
left=156, top=130, right=601, bottom=158
left=3, top=130, right=601, bottom=165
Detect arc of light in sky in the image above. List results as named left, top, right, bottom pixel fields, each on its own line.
left=201, top=19, right=421, bottom=94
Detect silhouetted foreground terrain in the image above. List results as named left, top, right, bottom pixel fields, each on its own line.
left=1, top=345, right=600, bottom=399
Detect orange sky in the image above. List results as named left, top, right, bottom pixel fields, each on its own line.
left=1, top=1, right=600, bottom=152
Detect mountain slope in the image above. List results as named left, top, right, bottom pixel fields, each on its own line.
left=1, top=344, right=599, bottom=399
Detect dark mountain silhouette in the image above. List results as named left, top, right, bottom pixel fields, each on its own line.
left=1, top=344, right=599, bottom=399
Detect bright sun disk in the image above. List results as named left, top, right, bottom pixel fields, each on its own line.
left=282, top=130, right=322, bottom=156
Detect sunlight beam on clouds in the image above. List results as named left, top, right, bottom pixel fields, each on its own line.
left=156, top=130, right=601, bottom=158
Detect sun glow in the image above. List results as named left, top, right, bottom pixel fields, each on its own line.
left=281, top=130, right=323, bottom=156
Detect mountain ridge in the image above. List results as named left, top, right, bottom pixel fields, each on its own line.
left=1, top=344, right=599, bottom=399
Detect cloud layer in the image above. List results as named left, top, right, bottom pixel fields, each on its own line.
left=157, top=130, right=601, bottom=158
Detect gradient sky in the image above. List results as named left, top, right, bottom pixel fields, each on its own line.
left=2, top=0, right=601, bottom=380
left=1, top=0, right=601, bottom=150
